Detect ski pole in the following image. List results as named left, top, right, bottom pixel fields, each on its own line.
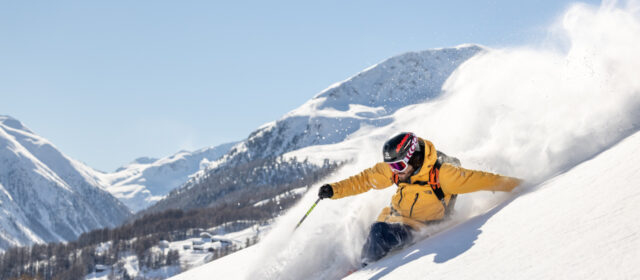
left=294, top=197, right=322, bottom=230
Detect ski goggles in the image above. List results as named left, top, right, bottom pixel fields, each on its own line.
left=387, top=159, right=410, bottom=173
left=385, top=135, right=419, bottom=173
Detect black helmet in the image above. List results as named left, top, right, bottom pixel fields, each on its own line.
left=382, top=132, right=420, bottom=172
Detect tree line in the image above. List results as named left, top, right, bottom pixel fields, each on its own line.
left=143, top=156, right=342, bottom=214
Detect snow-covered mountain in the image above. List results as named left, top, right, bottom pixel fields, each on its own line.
left=169, top=2, right=640, bottom=279
left=147, top=45, right=484, bottom=213
left=213, top=45, right=483, bottom=167
left=102, top=142, right=236, bottom=212
left=0, top=116, right=131, bottom=250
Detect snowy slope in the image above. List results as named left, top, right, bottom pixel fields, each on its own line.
left=0, top=116, right=131, bottom=250
left=170, top=2, right=640, bottom=279
left=102, top=142, right=236, bottom=212
left=346, top=128, right=640, bottom=280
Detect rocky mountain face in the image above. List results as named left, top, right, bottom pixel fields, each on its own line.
left=0, top=116, right=131, bottom=250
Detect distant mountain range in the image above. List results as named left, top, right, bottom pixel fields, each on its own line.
left=101, top=142, right=236, bottom=212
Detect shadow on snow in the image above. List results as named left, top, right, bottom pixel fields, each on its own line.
left=364, top=192, right=520, bottom=280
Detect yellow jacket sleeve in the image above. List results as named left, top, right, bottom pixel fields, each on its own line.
left=439, top=163, right=523, bottom=194
left=330, top=162, right=395, bottom=199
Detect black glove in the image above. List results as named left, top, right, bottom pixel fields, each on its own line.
left=318, top=184, right=334, bottom=199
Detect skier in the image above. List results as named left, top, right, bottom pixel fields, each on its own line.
left=318, top=132, right=522, bottom=267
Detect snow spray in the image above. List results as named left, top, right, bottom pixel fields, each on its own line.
left=406, top=0, right=640, bottom=183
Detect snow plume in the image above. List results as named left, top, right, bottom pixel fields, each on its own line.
left=406, top=0, right=640, bottom=183
left=245, top=138, right=390, bottom=279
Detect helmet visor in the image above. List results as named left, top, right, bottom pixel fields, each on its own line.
left=387, top=159, right=409, bottom=173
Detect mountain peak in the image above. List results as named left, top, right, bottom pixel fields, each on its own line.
left=209, top=45, right=485, bottom=166
left=312, top=44, right=485, bottom=113
left=0, top=115, right=32, bottom=133
left=133, top=157, right=159, bottom=165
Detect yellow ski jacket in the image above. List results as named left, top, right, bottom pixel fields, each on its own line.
left=329, top=138, right=522, bottom=230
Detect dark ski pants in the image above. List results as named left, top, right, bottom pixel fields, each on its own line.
left=360, top=222, right=413, bottom=266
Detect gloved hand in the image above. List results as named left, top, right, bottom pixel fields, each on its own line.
left=318, top=184, right=334, bottom=199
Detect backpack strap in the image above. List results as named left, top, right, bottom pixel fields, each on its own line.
left=429, top=159, right=445, bottom=201
left=415, top=159, right=457, bottom=216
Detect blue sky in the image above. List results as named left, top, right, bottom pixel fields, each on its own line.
left=0, top=0, right=599, bottom=172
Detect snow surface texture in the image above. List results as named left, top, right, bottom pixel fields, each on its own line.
left=170, top=1, right=640, bottom=279
left=0, top=116, right=131, bottom=250
left=102, top=142, right=236, bottom=212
